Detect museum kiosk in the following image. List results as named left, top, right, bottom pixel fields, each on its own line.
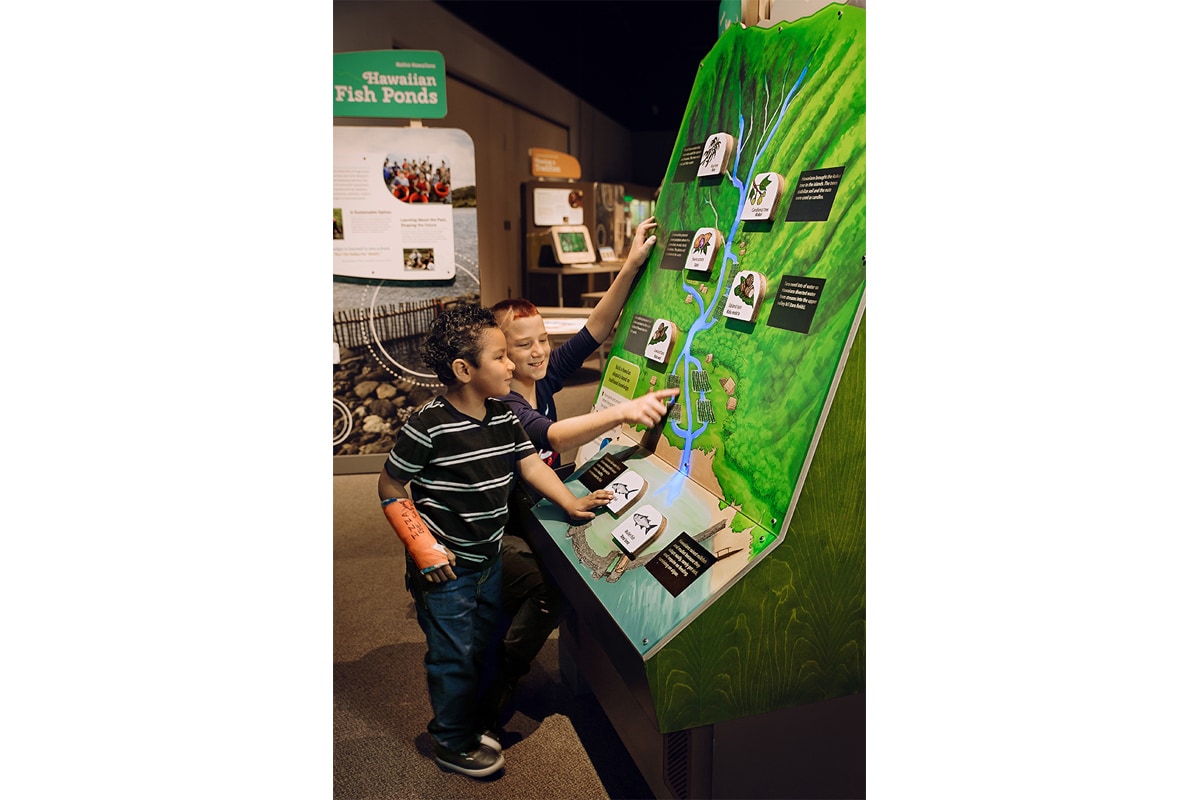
left=521, top=9, right=866, bottom=798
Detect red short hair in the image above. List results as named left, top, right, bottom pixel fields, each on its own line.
left=490, top=298, right=541, bottom=330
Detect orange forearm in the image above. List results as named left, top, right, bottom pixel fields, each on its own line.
left=382, top=498, right=449, bottom=573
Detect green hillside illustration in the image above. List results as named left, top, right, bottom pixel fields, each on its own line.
left=615, top=5, right=865, bottom=542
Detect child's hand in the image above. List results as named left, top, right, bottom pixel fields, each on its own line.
left=624, top=217, right=658, bottom=269
left=619, top=387, right=679, bottom=427
left=422, top=549, right=457, bottom=584
left=566, top=489, right=615, bottom=520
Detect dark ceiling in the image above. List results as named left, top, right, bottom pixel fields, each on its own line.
left=433, top=0, right=723, bottom=133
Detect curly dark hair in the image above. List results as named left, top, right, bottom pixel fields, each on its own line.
left=419, top=303, right=499, bottom=385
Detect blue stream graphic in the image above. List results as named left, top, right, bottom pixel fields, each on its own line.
left=661, top=58, right=812, bottom=494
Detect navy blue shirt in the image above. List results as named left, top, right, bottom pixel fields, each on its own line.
left=496, top=325, right=599, bottom=469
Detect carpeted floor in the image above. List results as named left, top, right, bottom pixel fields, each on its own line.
left=334, top=367, right=654, bottom=799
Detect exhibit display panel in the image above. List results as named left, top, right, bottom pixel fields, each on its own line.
left=526, top=4, right=865, bottom=777
left=333, top=126, right=470, bottom=283
left=332, top=124, right=481, bottom=464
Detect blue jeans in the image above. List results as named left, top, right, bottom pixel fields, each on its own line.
left=407, top=559, right=503, bottom=752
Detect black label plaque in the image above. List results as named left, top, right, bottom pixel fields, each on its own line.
left=624, top=313, right=655, bottom=355
left=659, top=230, right=696, bottom=271
left=785, top=167, right=845, bottom=223
left=578, top=452, right=627, bottom=491
left=672, top=143, right=704, bottom=183
left=765, top=276, right=827, bottom=334
left=645, top=532, right=717, bottom=597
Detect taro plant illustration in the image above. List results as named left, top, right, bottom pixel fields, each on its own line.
left=733, top=272, right=757, bottom=305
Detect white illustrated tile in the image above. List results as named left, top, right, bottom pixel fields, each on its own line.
left=644, top=318, right=677, bottom=364
left=612, top=504, right=666, bottom=556
left=695, top=132, right=735, bottom=177
left=686, top=227, right=723, bottom=272
left=722, top=270, right=767, bottom=322
left=740, top=171, right=785, bottom=221
left=602, top=470, right=647, bottom=517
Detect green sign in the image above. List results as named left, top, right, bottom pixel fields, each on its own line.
left=333, top=50, right=447, bottom=119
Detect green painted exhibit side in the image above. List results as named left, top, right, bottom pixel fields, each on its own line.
left=610, top=5, right=866, bottom=538
left=647, top=316, right=865, bottom=733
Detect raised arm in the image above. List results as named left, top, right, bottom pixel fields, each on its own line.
left=584, top=216, right=657, bottom=342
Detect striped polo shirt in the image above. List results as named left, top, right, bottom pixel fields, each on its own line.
left=384, top=396, right=535, bottom=567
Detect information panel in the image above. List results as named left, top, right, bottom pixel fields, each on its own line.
left=333, top=126, right=473, bottom=283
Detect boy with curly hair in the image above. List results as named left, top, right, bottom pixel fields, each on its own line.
left=377, top=302, right=613, bottom=778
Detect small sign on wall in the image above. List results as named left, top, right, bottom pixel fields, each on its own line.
left=530, top=147, right=582, bottom=180
left=532, top=186, right=585, bottom=226
left=333, top=50, right=447, bottom=119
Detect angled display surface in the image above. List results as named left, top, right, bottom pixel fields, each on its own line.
left=532, top=6, right=865, bottom=666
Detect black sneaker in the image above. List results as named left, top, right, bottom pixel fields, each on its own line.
left=434, top=743, right=505, bottom=778
left=480, top=730, right=502, bottom=752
